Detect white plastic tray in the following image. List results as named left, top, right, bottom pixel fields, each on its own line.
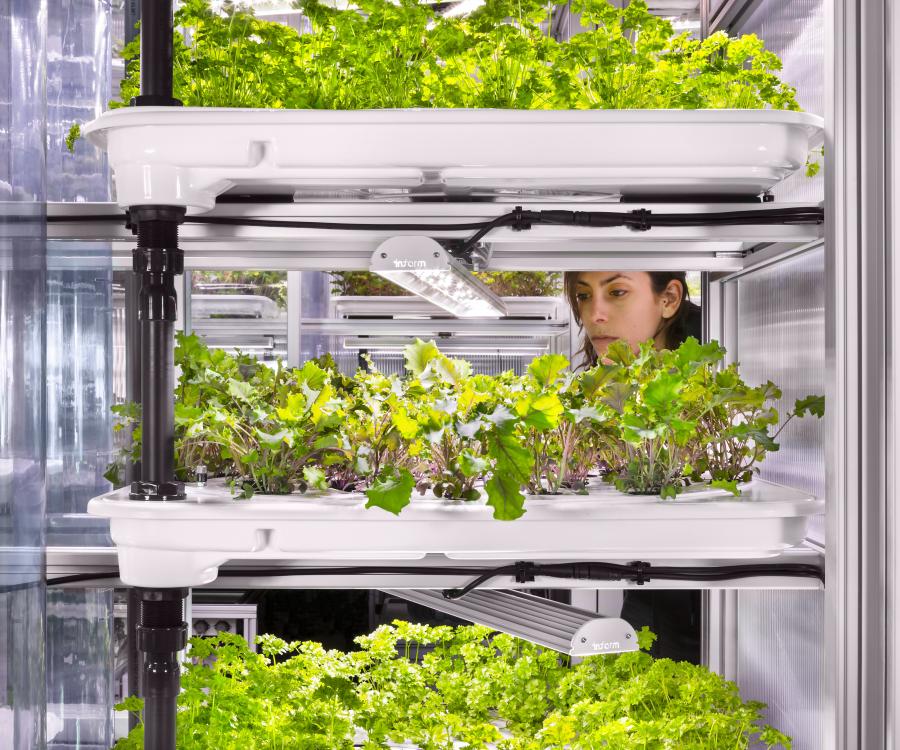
left=87, top=479, right=823, bottom=587
left=83, top=108, right=824, bottom=213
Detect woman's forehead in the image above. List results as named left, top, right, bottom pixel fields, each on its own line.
left=576, top=271, right=638, bottom=286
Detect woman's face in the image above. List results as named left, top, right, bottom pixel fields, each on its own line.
left=574, top=272, right=682, bottom=358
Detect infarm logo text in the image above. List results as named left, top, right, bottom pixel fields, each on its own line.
left=393, top=259, right=428, bottom=269
left=591, top=641, right=621, bottom=652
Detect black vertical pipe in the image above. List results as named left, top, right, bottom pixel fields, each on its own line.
left=141, top=320, right=175, bottom=489
left=131, top=0, right=181, bottom=107
left=127, top=3, right=184, bottom=749
left=137, top=589, right=188, bottom=750
left=130, top=207, right=184, bottom=501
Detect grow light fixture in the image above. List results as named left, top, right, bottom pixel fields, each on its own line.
left=381, top=589, right=639, bottom=657
left=370, top=236, right=508, bottom=319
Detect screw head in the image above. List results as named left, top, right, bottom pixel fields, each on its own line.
left=381, top=252, right=387, bottom=258
left=580, top=637, right=587, bottom=643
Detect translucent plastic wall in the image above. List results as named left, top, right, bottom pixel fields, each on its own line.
left=723, top=247, right=826, bottom=750
left=721, top=5, right=826, bottom=748
left=738, top=0, right=825, bottom=203
left=46, top=0, right=112, bottom=546
left=43, top=2, right=116, bottom=748
left=0, top=1, right=48, bottom=747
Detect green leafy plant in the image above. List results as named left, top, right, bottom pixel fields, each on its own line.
left=689, top=364, right=826, bottom=493
left=597, top=339, right=725, bottom=498
left=107, top=333, right=823, bottom=511
left=71, top=0, right=816, bottom=173
left=403, top=340, right=505, bottom=507
left=64, top=122, right=81, bottom=153
left=589, top=338, right=825, bottom=497
left=107, top=0, right=800, bottom=113
left=114, top=622, right=792, bottom=750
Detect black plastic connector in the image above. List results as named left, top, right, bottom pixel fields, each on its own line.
left=510, top=205, right=534, bottom=231
left=514, top=561, right=536, bottom=584
left=628, top=209, right=653, bottom=232
left=629, top=561, right=652, bottom=585
left=129, top=480, right=186, bottom=502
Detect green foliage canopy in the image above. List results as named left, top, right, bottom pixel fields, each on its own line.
left=113, top=621, right=792, bottom=750
left=107, top=333, right=824, bottom=519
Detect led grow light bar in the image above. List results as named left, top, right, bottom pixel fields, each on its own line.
left=381, top=588, right=639, bottom=657
left=370, top=236, right=508, bottom=319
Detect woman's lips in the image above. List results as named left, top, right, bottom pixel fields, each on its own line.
left=591, top=336, right=618, bottom=347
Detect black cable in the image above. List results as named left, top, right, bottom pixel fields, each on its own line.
left=215, top=565, right=503, bottom=578
left=440, top=560, right=824, bottom=599
left=45, top=205, right=825, bottom=255
left=45, top=212, right=501, bottom=232
left=42, top=561, right=824, bottom=596
left=179, top=215, right=502, bottom=232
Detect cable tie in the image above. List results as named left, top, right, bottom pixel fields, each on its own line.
left=514, top=561, right=536, bottom=584
left=629, top=209, right=653, bottom=232
left=629, top=560, right=652, bottom=585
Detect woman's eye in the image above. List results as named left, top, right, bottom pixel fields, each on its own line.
left=575, top=292, right=590, bottom=302
left=609, top=289, right=628, bottom=298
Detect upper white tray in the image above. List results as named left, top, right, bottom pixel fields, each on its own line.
left=83, top=108, right=825, bottom=214
left=87, top=479, right=823, bottom=587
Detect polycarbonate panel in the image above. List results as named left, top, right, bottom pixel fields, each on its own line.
left=47, top=0, right=112, bottom=203
left=736, top=589, right=824, bottom=750
left=45, top=246, right=114, bottom=548
left=43, top=4, right=117, bottom=748
left=301, top=271, right=333, bottom=364
left=0, top=2, right=48, bottom=748
left=43, top=0, right=114, bottom=547
left=724, top=244, right=826, bottom=750
left=733, top=0, right=824, bottom=203
left=733, top=246, right=826, bottom=539
left=46, top=589, right=114, bottom=750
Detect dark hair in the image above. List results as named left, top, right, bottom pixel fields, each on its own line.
left=564, top=271, right=702, bottom=368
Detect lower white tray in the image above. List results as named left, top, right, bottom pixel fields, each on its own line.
left=87, top=479, right=823, bottom=588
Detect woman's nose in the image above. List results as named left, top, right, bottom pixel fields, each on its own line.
left=589, top=297, right=609, bottom=323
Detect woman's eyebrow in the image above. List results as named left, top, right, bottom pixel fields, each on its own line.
left=599, top=274, right=628, bottom=286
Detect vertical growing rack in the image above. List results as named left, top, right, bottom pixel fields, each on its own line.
left=61, top=2, right=833, bottom=748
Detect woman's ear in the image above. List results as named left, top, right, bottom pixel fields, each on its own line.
left=660, top=280, right=684, bottom=319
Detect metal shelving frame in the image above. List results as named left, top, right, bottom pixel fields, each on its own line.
left=45, top=2, right=841, bottom=747
left=48, top=200, right=819, bottom=272
left=47, top=197, right=829, bottom=749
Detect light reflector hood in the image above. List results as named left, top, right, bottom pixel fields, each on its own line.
left=370, top=236, right=508, bottom=318
left=381, top=588, right=640, bottom=657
